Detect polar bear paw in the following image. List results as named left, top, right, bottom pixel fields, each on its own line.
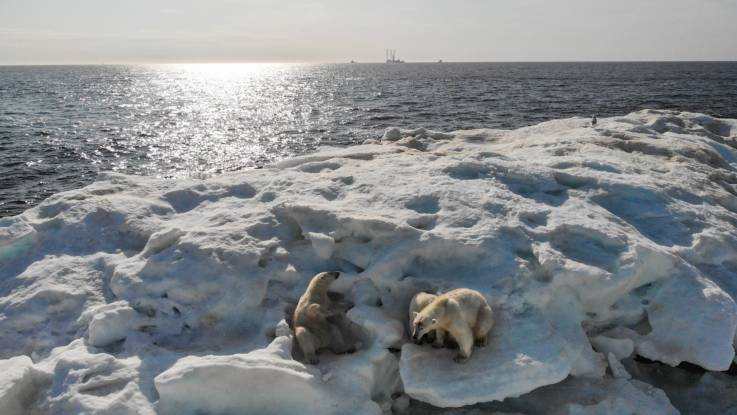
left=454, top=355, right=469, bottom=364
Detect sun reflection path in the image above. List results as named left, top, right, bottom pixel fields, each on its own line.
left=125, top=63, right=328, bottom=178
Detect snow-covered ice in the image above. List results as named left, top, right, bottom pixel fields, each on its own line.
left=1, top=110, right=737, bottom=413
left=407, top=377, right=679, bottom=415
left=0, top=356, right=47, bottom=415
left=400, top=309, right=574, bottom=407
left=155, top=328, right=394, bottom=415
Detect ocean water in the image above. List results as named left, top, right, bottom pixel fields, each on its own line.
left=1, top=62, right=736, bottom=217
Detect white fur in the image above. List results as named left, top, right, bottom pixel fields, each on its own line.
left=412, top=288, right=494, bottom=363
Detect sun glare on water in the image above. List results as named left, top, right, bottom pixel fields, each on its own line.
left=116, top=63, right=322, bottom=178
left=160, top=63, right=293, bottom=80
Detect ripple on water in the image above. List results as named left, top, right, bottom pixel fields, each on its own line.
left=1, top=62, right=737, bottom=217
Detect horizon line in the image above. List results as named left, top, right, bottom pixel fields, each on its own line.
left=1, top=59, right=737, bottom=66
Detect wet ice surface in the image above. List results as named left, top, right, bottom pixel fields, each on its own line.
left=1, top=109, right=737, bottom=414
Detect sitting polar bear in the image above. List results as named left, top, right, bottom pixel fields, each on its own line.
left=411, top=288, right=494, bottom=363
left=293, top=271, right=354, bottom=364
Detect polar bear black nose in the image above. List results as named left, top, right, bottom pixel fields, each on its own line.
left=330, top=271, right=340, bottom=279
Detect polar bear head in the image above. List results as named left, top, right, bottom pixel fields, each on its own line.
left=309, top=271, right=340, bottom=292
left=411, top=297, right=447, bottom=341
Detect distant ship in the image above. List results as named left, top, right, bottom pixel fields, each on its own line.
left=385, top=49, right=405, bottom=64
left=438, top=59, right=443, bottom=63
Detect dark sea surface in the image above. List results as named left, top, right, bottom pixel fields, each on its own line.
left=1, top=62, right=737, bottom=217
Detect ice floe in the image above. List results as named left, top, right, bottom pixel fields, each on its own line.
left=1, top=110, right=737, bottom=413
left=400, top=309, right=574, bottom=407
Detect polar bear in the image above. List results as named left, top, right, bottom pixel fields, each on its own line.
left=293, top=271, right=353, bottom=364
left=411, top=288, right=494, bottom=363
left=409, top=292, right=447, bottom=347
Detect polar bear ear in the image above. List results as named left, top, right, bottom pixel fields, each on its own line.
left=431, top=318, right=437, bottom=325
left=412, top=311, right=418, bottom=319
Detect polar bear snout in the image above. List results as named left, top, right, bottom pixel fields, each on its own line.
left=411, top=322, right=427, bottom=343
left=316, top=271, right=340, bottom=283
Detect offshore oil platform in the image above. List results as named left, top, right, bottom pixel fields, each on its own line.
left=385, top=49, right=404, bottom=63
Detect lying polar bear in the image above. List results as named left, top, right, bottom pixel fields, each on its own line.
left=411, top=288, right=494, bottom=363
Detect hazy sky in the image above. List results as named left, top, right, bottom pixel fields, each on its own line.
left=1, top=0, right=736, bottom=64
